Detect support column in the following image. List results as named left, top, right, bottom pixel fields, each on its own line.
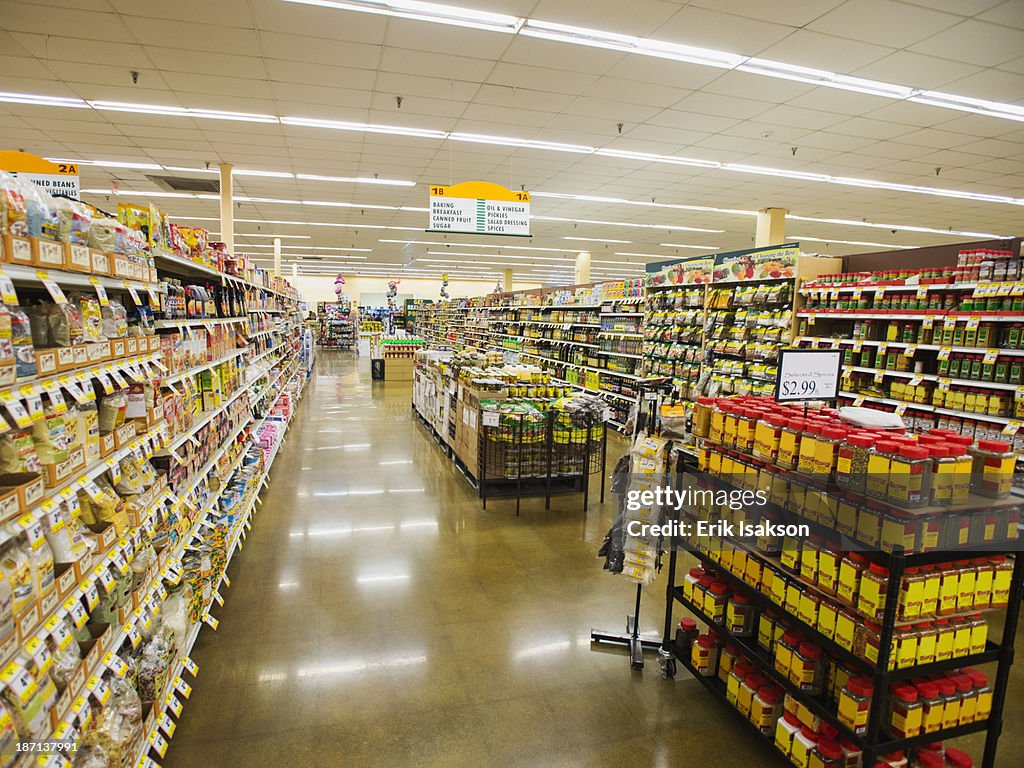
left=755, top=207, right=787, bottom=247
left=503, top=268, right=513, bottom=292
left=273, top=237, right=282, bottom=277
left=574, top=251, right=591, bottom=285
left=291, top=264, right=297, bottom=277
left=219, top=162, right=234, bottom=254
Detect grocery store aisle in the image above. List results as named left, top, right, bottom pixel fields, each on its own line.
left=164, top=351, right=1021, bottom=767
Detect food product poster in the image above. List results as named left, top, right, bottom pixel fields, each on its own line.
left=645, top=256, right=714, bottom=288
left=713, top=245, right=799, bottom=283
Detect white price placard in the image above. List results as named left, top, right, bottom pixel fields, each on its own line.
left=775, top=349, right=843, bottom=403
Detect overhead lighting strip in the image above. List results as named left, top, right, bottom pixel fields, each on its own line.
left=285, top=0, right=1024, bottom=125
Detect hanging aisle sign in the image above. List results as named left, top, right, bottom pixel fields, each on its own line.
left=428, top=180, right=530, bottom=236
left=0, top=151, right=79, bottom=200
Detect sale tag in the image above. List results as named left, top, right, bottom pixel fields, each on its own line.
left=938, top=378, right=952, bottom=391
left=103, top=651, right=129, bottom=679
left=852, top=288, right=862, bottom=300
left=96, top=372, right=115, bottom=395
left=21, top=389, right=44, bottom=423
left=88, top=277, right=110, bottom=307
left=174, top=677, right=193, bottom=699
left=19, top=514, right=45, bottom=550
left=183, top=658, right=199, bottom=677
left=807, top=314, right=815, bottom=326
left=159, top=713, right=177, bottom=738
left=126, top=624, right=142, bottom=650
left=44, top=614, right=71, bottom=651
left=61, top=380, right=91, bottom=405
left=110, top=552, right=130, bottom=576
left=943, top=316, right=957, bottom=330
left=874, top=370, right=885, bottom=384
left=909, top=376, right=923, bottom=386
left=916, top=286, right=928, bottom=300
left=0, top=392, right=33, bottom=428
left=109, top=367, right=129, bottom=390
left=923, top=316, right=935, bottom=329
left=44, top=385, right=68, bottom=414
left=852, top=340, right=863, bottom=352
left=105, top=458, right=123, bottom=485
left=203, top=614, right=219, bottom=631
left=937, top=347, right=952, bottom=361
left=213, top=591, right=224, bottom=607
left=63, top=595, right=88, bottom=629
left=852, top=396, right=865, bottom=406
left=0, top=661, right=37, bottom=706
left=87, top=675, right=111, bottom=706
left=93, top=564, right=116, bottom=593
left=165, top=693, right=183, bottom=717
left=998, top=282, right=1014, bottom=296
left=137, top=757, right=160, bottom=768
left=148, top=730, right=169, bottom=758
left=1003, top=421, right=1022, bottom=436
left=983, top=349, right=999, bottom=365
left=877, top=343, right=888, bottom=357
left=894, top=403, right=908, bottom=416
left=966, top=316, right=981, bottom=330
left=123, top=281, right=142, bottom=306
left=0, top=269, right=18, bottom=305
left=25, top=635, right=53, bottom=676
left=902, top=344, right=917, bottom=358
left=36, top=270, right=68, bottom=304
left=222, top=574, right=230, bottom=588
left=146, top=285, right=161, bottom=306
left=82, top=582, right=100, bottom=611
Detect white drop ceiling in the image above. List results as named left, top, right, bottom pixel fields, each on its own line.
left=1, top=0, right=1023, bottom=282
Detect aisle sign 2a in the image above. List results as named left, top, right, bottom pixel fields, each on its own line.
left=428, top=180, right=530, bottom=236
left=0, top=151, right=79, bottom=200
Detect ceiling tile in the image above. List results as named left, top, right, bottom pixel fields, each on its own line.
left=909, top=20, right=1024, bottom=67
left=250, top=0, right=387, bottom=45
left=110, top=0, right=253, bottom=27
left=687, top=0, right=844, bottom=28
left=807, top=0, right=960, bottom=48
left=383, top=19, right=513, bottom=61
left=940, top=68, right=1024, bottom=103
left=584, top=77, right=688, bottom=108
left=978, top=0, right=1024, bottom=29
left=264, top=59, right=376, bottom=91
left=756, top=29, right=891, bottom=71
left=529, top=0, right=681, bottom=36
left=500, top=37, right=622, bottom=75
left=673, top=91, right=772, bottom=119
left=0, top=1, right=134, bottom=41
left=488, top=62, right=599, bottom=95
left=852, top=51, right=982, bottom=90
left=750, top=105, right=847, bottom=130
left=654, top=6, right=793, bottom=53
left=647, top=109, right=743, bottom=133
left=380, top=48, right=496, bottom=81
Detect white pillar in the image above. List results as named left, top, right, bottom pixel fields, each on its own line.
left=503, top=268, right=513, bottom=292
left=755, top=207, right=787, bottom=247
left=219, top=162, right=234, bottom=253
left=574, top=251, right=591, bottom=284
left=273, top=237, right=282, bottom=277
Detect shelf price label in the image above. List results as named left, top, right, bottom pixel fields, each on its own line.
left=923, top=316, right=935, bottom=329
left=36, top=270, right=68, bottom=304
left=894, top=403, right=909, bottom=416
left=88, top=277, right=110, bottom=307
left=873, top=370, right=885, bottom=384
left=983, top=349, right=999, bottom=365
left=1003, top=421, right=1022, bottom=436
left=908, top=376, right=923, bottom=386
left=966, top=316, right=981, bottom=330
left=902, top=344, right=916, bottom=358
left=916, top=286, right=928, bottom=300
left=0, top=392, right=33, bottom=429
left=0, top=269, right=18, bottom=305
left=943, top=316, right=958, bottom=330
left=122, top=281, right=142, bottom=305
left=937, top=347, right=952, bottom=361
left=159, top=713, right=177, bottom=739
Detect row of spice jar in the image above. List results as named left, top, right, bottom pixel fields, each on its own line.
left=694, top=396, right=1017, bottom=503
left=693, top=445, right=1020, bottom=553
left=683, top=616, right=985, bottom=768
left=798, top=317, right=1018, bottom=351
left=801, top=291, right=1024, bottom=314
left=834, top=343, right=1024, bottom=386
left=686, top=538, right=995, bottom=669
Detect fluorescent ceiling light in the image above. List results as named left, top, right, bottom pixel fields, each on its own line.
left=614, top=257, right=679, bottom=264
left=425, top=250, right=573, bottom=262
left=88, top=100, right=278, bottom=123
left=281, top=115, right=446, bottom=139
left=381, top=239, right=575, bottom=254
left=234, top=168, right=295, bottom=178
left=296, top=173, right=415, bottom=187
left=593, top=148, right=720, bottom=168
left=534, top=215, right=723, bottom=234
left=784, top=215, right=1000, bottom=239
left=792, top=235, right=915, bottom=249
left=449, top=132, right=593, bottom=154
left=284, top=0, right=523, bottom=33
left=282, top=0, right=1024, bottom=127
left=0, top=91, right=87, bottom=108
left=659, top=243, right=719, bottom=250
left=563, top=236, right=631, bottom=244
left=521, top=19, right=743, bottom=68
left=736, top=59, right=913, bottom=99
left=234, top=234, right=311, bottom=239
left=48, top=157, right=162, bottom=170
left=242, top=244, right=372, bottom=251
left=908, top=91, right=1024, bottom=123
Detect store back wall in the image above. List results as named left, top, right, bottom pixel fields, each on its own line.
left=288, top=275, right=543, bottom=305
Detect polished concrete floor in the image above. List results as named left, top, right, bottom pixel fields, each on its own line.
left=166, top=351, right=1023, bottom=767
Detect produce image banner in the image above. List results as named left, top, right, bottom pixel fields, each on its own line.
left=713, top=245, right=799, bottom=283
left=612, top=472, right=1024, bottom=554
